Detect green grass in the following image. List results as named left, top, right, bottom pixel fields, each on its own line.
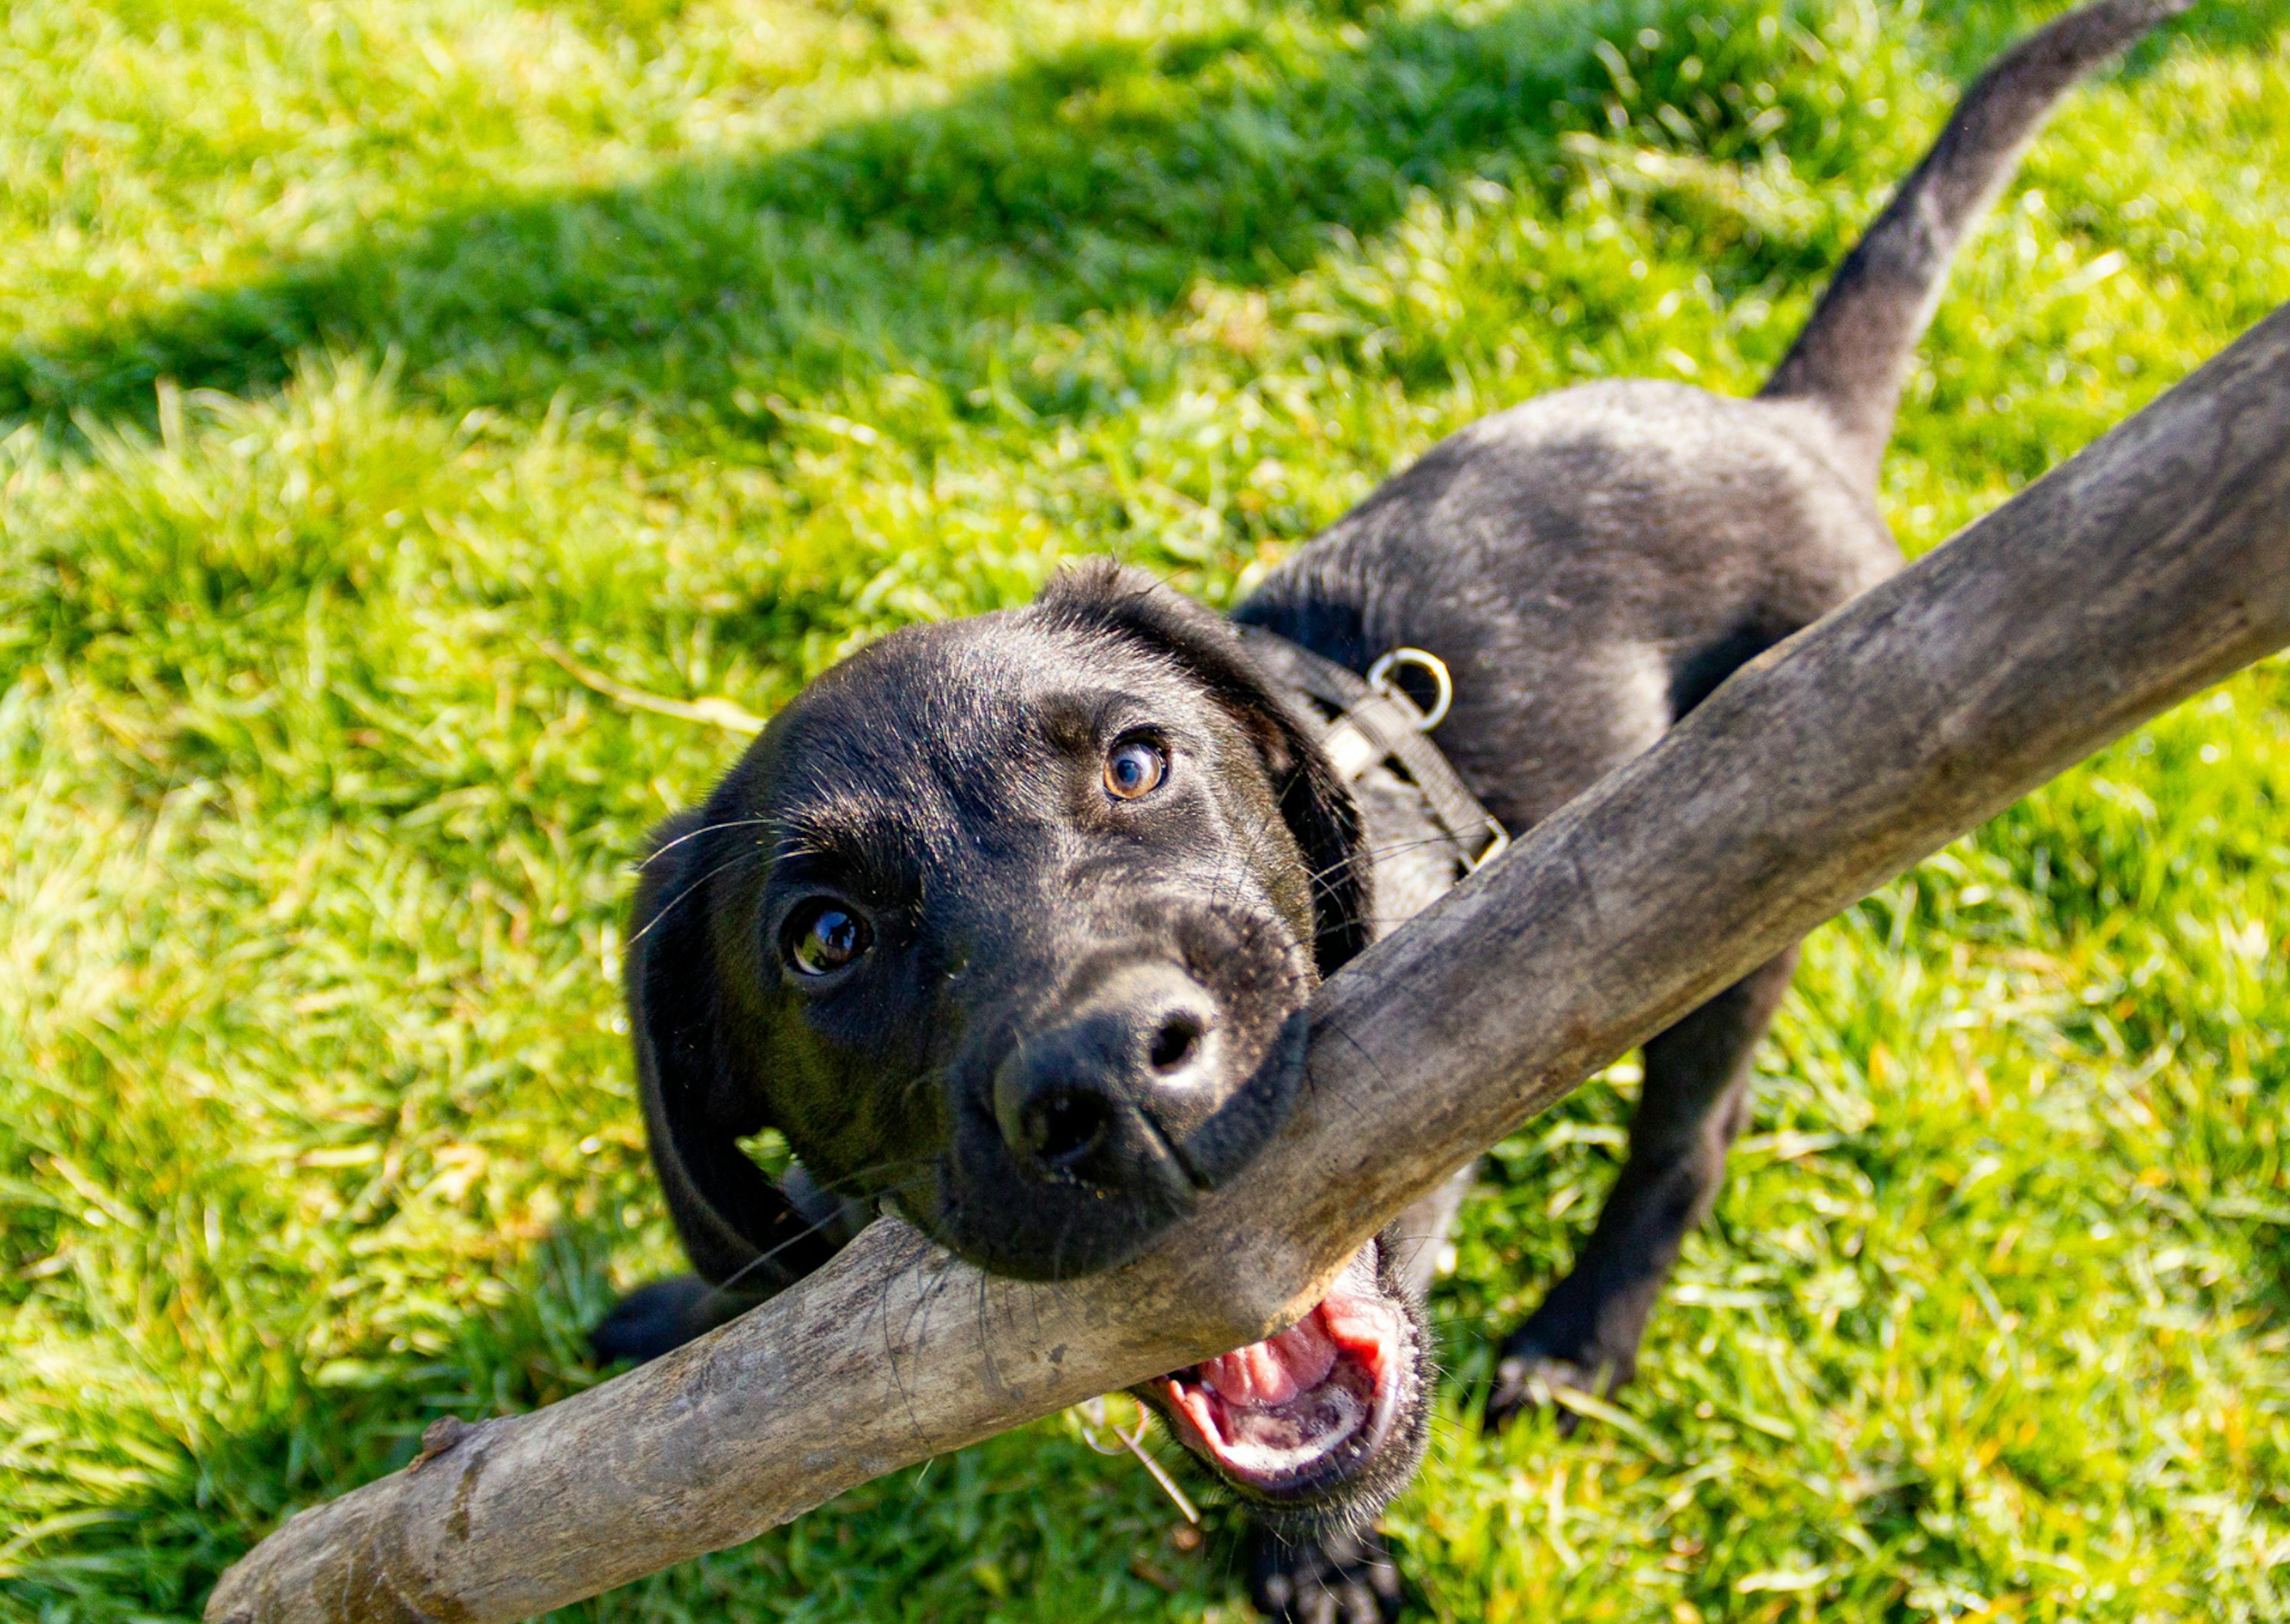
left=2, top=0, right=2286, bottom=1617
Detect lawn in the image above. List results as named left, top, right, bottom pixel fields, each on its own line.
left=3, top=0, right=2288, bottom=1618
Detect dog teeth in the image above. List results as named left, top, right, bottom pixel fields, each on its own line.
left=1163, top=1378, right=1226, bottom=1448
left=1318, top=1294, right=1403, bottom=1387
left=1158, top=1287, right=1402, bottom=1490
left=1198, top=1310, right=1340, bottom=1408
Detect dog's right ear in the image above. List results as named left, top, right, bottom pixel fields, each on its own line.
left=624, top=809, right=837, bottom=1294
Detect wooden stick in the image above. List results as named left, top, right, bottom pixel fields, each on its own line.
left=208, top=303, right=2290, bottom=1624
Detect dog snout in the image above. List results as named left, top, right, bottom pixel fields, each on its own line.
left=991, top=962, right=1219, bottom=1181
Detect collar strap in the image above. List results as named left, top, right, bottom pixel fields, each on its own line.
left=1237, top=627, right=1509, bottom=877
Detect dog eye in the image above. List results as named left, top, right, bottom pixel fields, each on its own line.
left=1103, top=739, right=1168, bottom=801
left=785, top=900, right=872, bottom=977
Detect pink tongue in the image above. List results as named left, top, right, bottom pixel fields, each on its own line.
left=1197, top=1309, right=1340, bottom=1407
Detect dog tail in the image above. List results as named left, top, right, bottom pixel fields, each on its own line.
left=1759, top=0, right=2188, bottom=483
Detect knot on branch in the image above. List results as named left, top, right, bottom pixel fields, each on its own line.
left=411, top=1417, right=476, bottom=1471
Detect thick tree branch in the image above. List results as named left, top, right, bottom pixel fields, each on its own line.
left=209, top=303, right=2290, bottom=1624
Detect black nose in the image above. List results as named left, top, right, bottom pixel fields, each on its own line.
left=992, top=963, right=1219, bottom=1181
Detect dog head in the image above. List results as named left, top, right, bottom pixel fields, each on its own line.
left=628, top=560, right=1437, bottom=1530
left=625, top=560, right=1371, bottom=1283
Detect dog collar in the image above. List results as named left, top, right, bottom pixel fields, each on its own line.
left=1237, top=627, right=1509, bottom=878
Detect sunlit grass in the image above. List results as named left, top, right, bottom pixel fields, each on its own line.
left=2, top=1, right=2286, bottom=1619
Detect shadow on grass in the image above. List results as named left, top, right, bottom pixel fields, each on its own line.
left=0, top=0, right=1830, bottom=444
left=4, top=0, right=2251, bottom=446
left=3, top=0, right=2255, bottom=447
left=0, top=3, right=1593, bottom=431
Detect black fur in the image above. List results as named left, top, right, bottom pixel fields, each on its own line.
left=612, top=581, right=1364, bottom=1288
left=592, top=5, right=2185, bottom=1614
left=1249, top=1526, right=1407, bottom=1624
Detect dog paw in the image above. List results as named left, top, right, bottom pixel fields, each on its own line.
left=1248, top=1525, right=1406, bottom=1624
left=1483, top=1334, right=1632, bottom=1434
left=589, top=1275, right=722, bottom=1366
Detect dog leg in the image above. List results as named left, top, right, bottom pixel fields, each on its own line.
left=590, top=1274, right=767, bottom=1366
left=1485, top=948, right=1797, bottom=1426
left=1248, top=1524, right=1406, bottom=1624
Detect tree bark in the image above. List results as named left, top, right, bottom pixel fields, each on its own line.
left=208, top=303, right=2290, bottom=1624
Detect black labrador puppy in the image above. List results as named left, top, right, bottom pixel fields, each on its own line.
left=593, top=4, right=2187, bottom=1617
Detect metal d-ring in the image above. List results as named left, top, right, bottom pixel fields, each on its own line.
left=1366, top=647, right=1455, bottom=731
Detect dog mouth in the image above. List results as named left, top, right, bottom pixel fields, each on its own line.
left=1154, top=1281, right=1409, bottom=1499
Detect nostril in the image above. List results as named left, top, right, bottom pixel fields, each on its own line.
left=1149, top=1013, right=1205, bottom=1074
left=1023, top=1087, right=1114, bottom=1170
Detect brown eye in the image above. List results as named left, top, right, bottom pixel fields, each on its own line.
left=785, top=901, right=871, bottom=977
left=1103, top=739, right=1167, bottom=800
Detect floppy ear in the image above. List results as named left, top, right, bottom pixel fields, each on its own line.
left=1034, top=559, right=1373, bottom=977
left=625, top=810, right=839, bottom=1293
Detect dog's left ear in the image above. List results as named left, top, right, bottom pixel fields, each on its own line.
left=1035, top=560, right=1373, bottom=976
left=623, top=809, right=839, bottom=1296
